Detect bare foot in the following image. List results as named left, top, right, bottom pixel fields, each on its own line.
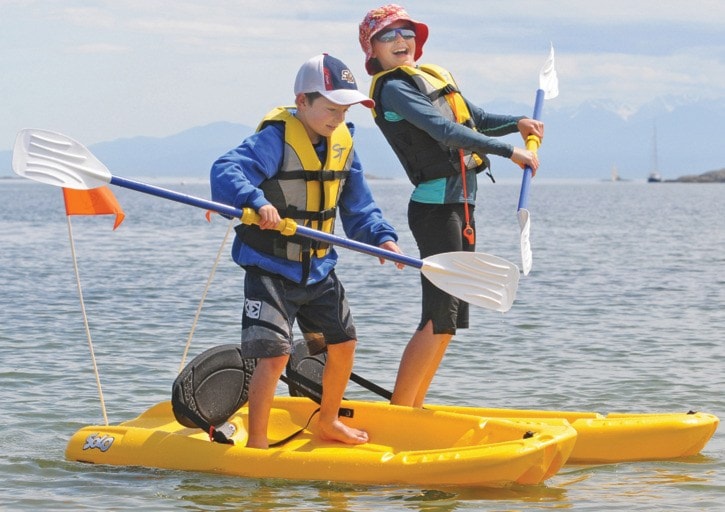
left=317, top=419, right=369, bottom=445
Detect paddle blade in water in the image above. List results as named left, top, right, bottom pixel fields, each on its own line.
left=518, top=208, right=532, bottom=276
left=12, top=129, right=112, bottom=190
left=421, top=252, right=520, bottom=312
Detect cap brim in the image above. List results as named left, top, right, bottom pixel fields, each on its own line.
left=321, top=89, right=375, bottom=108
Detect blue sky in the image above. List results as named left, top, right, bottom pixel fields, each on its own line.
left=2, top=0, right=724, bottom=149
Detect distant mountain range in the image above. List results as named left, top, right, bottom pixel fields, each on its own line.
left=2, top=96, right=724, bottom=181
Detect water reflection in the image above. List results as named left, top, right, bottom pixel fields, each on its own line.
left=172, top=477, right=570, bottom=511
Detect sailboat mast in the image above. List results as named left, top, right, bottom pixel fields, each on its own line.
left=647, top=123, right=663, bottom=182
left=651, top=124, right=659, bottom=174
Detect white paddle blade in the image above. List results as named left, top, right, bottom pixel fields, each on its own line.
left=421, top=252, right=520, bottom=312
left=12, top=129, right=112, bottom=190
left=518, top=209, right=532, bottom=276
left=540, top=44, right=559, bottom=100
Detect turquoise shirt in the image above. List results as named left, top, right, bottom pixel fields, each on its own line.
left=410, top=172, right=478, bottom=204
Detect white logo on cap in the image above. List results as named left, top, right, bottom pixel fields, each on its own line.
left=340, top=69, right=355, bottom=85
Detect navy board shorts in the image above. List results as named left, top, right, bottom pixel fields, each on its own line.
left=408, top=201, right=475, bottom=334
left=240, top=269, right=357, bottom=359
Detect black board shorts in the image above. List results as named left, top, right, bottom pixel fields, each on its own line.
left=241, top=269, right=357, bottom=358
left=408, top=201, right=475, bottom=334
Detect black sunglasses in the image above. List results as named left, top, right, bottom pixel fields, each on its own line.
left=375, top=27, right=416, bottom=43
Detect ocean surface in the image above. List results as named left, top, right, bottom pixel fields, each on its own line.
left=1, top=176, right=723, bottom=511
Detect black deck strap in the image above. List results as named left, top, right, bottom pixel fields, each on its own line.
left=268, top=406, right=321, bottom=448
left=281, top=372, right=354, bottom=418
left=348, top=371, right=393, bottom=400
left=286, top=338, right=392, bottom=401
left=284, top=365, right=323, bottom=402
left=171, top=398, right=235, bottom=444
left=248, top=372, right=354, bottom=449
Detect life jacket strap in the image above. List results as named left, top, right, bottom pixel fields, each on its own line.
left=275, top=170, right=351, bottom=182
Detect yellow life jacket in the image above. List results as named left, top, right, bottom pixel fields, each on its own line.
left=240, top=107, right=353, bottom=269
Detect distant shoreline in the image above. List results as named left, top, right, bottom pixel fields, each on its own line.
left=666, top=169, right=725, bottom=183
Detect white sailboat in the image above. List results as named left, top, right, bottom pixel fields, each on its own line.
left=648, top=124, right=663, bottom=182
left=611, top=165, right=621, bottom=182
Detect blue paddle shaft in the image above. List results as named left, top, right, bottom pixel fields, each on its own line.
left=109, top=175, right=424, bottom=269
left=517, top=88, right=546, bottom=211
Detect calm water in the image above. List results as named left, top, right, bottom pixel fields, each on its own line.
left=1, top=177, right=723, bottom=511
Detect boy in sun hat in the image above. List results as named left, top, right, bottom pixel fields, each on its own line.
left=359, top=5, right=545, bottom=408
left=210, top=53, right=403, bottom=448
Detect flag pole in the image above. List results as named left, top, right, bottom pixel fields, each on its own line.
left=177, top=217, right=237, bottom=373
left=66, top=215, right=109, bottom=426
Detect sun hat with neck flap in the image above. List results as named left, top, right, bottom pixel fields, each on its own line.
left=359, top=4, right=429, bottom=75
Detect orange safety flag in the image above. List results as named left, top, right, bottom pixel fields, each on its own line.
left=62, top=186, right=126, bottom=230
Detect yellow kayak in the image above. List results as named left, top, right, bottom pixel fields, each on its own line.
left=285, top=343, right=720, bottom=465
left=426, top=405, right=719, bottom=463
left=66, top=397, right=577, bottom=488
left=286, top=343, right=719, bottom=464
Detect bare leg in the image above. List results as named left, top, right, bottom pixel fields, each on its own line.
left=316, top=340, right=369, bottom=444
left=391, top=321, right=453, bottom=407
left=413, top=333, right=451, bottom=406
left=245, top=355, right=288, bottom=449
